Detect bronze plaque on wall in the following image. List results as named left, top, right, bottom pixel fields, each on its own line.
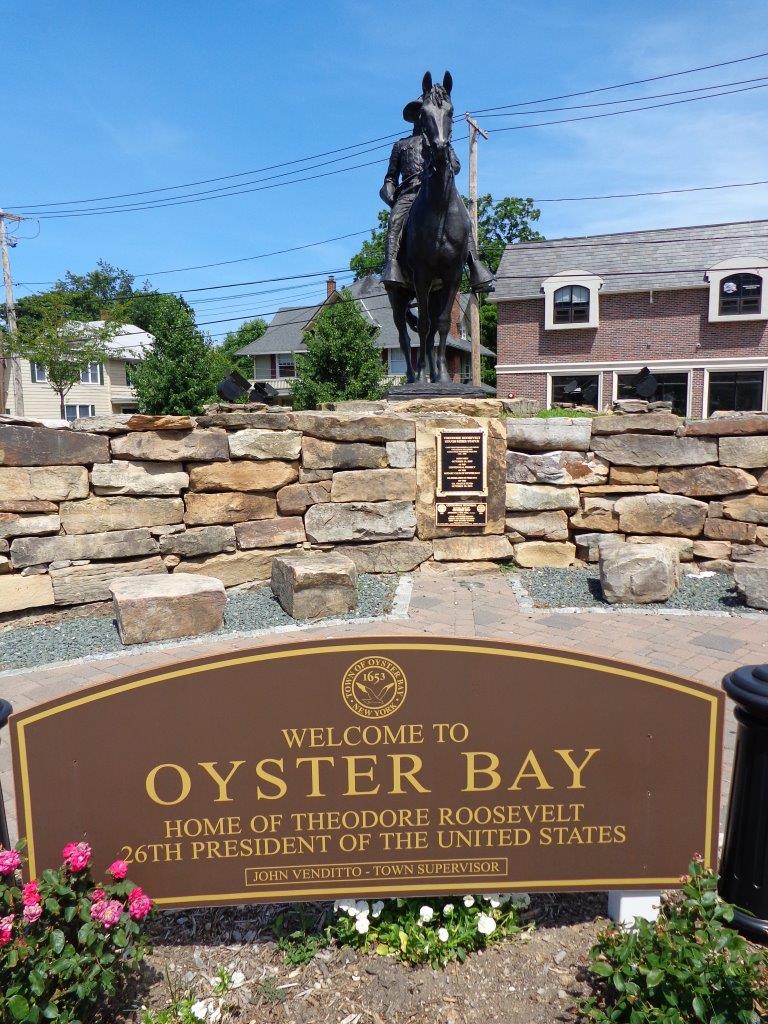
left=437, top=429, right=487, bottom=497
left=11, top=637, right=723, bottom=910
left=436, top=502, right=488, bottom=527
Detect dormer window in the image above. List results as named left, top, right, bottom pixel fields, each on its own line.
left=542, top=271, right=602, bottom=330
left=706, top=258, right=768, bottom=322
left=554, top=285, right=590, bottom=324
left=719, top=274, right=762, bottom=316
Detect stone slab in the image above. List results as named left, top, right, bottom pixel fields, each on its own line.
left=432, top=535, right=514, bottom=562
left=626, top=535, right=694, bottom=561
left=174, top=548, right=295, bottom=587
left=305, top=501, right=416, bottom=543
left=235, top=517, right=306, bottom=549
left=50, top=556, right=165, bottom=606
left=506, top=449, right=608, bottom=486
left=159, top=526, right=236, bottom=558
left=334, top=539, right=433, bottom=573
left=609, top=466, right=658, bottom=485
left=293, top=413, right=415, bottom=442
left=0, top=424, right=109, bottom=466
left=10, top=528, right=158, bottom=568
left=504, top=510, right=569, bottom=541
left=505, top=484, right=580, bottom=513
left=657, top=466, right=757, bottom=497
left=722, top=494, right=768, bottom=525
left=271, top=552, right=358, bottom=620
left=0, top=514, right=60, bottom=540
left=0, top=573, right=55, bottom=613
left=505, top=417, right=592, bottom=452
left=228, top=429, right=302, bottom=460
left=591, top=433, right=718, bottom=467
left=599, top=545, right=679, bottom=604
left=0, top=465, right=89, bottom=501
left=718, top=436, right=768, bottom=469
left=276, top=480, right=331, bottom=516
left=681, top=415, right=768, bottom=436
left=513, top=540, right=576, bottom=568
left=703, top=518, right=757, bottom=542
left=111, top=429, right=229, bottom=462
left=91, top=460, right=189, bottom=496
left=331, top=469, right=417, bottom=502
left=615, top=494, right=708, bottom=537
left=734, top=566, right=768, bottom=609
left=188, top=460, right=298, bottom=493
left=184, top=492, right=277, bottom=525
left=60, top=496, right=184, bottom=534
left=591, top=412, right=682, bottom=434
left=301, top=438, right=387, bottom=470
left=385, top=441, right=416, bottom=469
left=109, top=573, right=226, bottom=645
left=569, top=498, right=620, bottom=532
left=126, top=415, right=195, bottom=431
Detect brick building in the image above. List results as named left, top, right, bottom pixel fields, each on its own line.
left=492, top=220, right=768, bottom=418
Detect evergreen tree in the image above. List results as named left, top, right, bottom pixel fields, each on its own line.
left=130, top=301, right=220, bottom=415
left=292, top=292, right=387, bottom=410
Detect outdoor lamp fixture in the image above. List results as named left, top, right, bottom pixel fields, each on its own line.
left=216, top=372, right=280, bottom=406
left=634, top=367, right=658, bottom=400
left=719, top=664, right=768, bottom=943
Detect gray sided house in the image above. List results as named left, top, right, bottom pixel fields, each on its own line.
left=235, top=275, right=493, bottom=404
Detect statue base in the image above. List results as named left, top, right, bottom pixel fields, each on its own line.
left=387, top=381, right=490, bottom=401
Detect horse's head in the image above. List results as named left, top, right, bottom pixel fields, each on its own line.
left=418, top=70, right=454, bottom=164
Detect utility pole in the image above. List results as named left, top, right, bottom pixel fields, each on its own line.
left=465, top=113, right=489, bottom=388
left=0, top=210, right=24, bottom=416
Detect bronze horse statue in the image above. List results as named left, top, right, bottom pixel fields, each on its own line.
left=384, top=71, right=472, bottom=384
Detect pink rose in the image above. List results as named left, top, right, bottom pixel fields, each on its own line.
left=0, top=849, right=21, bottom=875
left=129, top=893, right=152, bottom=920
left=91, top=899, right=123, bottom=929
left=22, top=903, right=42, bottom=924
left=107, top=859, right=129, bottom=880
left=90, top=887, right=107, bottom=903
left=0, top=915, right=14, bottom=947
left=128, top=886, right=144, bottom=902
left=21, top=881, right=40, bottom=906
left=63, top=842, right=91, bottom=872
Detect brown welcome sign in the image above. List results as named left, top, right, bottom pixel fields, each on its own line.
left=10, top=638, right=723, bottom=910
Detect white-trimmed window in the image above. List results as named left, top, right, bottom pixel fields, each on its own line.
left=706, top=369, right=766, bottom=416
left=64, top=404, right=96, bottom=420
left=617, top=369, right=690, bottom=416
left=277, top=355, right=295, bottom=378
left=31, top=362, right=48, bottom=382
left=550, top=373, right=600, bottom=408
left=388, top=347, right=419, bottom=375
left=706, top=258, right=768, bottom=322
left=79, top=362, right=103, bottom=385
left=542, top=271, right=603, bottom=330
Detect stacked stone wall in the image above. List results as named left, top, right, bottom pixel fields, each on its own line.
left=2, top=403, right=768, bottom=615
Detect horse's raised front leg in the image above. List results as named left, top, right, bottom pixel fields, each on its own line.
left=433, top=279, right=461, bottom=384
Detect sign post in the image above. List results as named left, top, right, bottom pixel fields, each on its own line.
left=11, top=637, right=723, bottom=909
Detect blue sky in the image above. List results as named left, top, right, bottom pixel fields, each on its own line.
left=5, top=1, right=768, bottom=337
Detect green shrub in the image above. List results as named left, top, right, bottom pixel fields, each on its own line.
left=535, top=407, right=596, bottom=418
left=329, top=893, right=529, bottom=968
left=580, top=858, right=768, bottom=1023
left=0, top=841, right=152, bottom=1023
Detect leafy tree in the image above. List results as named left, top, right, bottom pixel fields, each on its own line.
left=129, top=302, right=222, bottom=415
left=219, top=319, right=267, bottom=374
left=349, top=210, right=389, bottom=279
left=292, top=291, right=387, bottom=410
left=475, top=194, right=543, bottom=274
left=5, top=293, right=120, bottom=417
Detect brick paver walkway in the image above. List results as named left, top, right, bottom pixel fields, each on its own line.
left=1, top=570, right=764, bottom=840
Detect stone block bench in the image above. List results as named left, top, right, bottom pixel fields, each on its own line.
left=109, top=574, right=226, bottom=645
left=271, top=552, right=357, bottom=620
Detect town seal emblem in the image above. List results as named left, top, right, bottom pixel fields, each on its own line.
left=341, top=656, right=407, bottom=719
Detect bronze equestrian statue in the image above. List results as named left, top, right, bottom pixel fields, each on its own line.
left=380, top=71, right=494, bottom=385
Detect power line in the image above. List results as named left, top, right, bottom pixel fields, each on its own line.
left=489, top=80, right=768, bottom=135
left=480, top=73, right=768, bottom=118
left=469, top=49, right=768, bottom=113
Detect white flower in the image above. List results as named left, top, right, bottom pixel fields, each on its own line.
left=419, top=905, right=434, bottom=922
left=486, top=893, right=502, bottom=908
left=437, top=927, right=449, bottom=942
left=335, top=898, right=354, bottom=915
left=463, top=895, right=475, bottom=908
left=477, top=912, right=496, bottom=936
left=355, top=915, right=370, bottom=934
left=443, top=903, right=454, bottom=915
left=230, top=970, right=246, bottom=988
left=355, top=900, right=370, bottom=917
left=190, top=1003, right=208, bottom=1021
left=371, top=900, right=385, bottom=918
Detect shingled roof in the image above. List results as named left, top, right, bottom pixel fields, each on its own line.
left=235, top=275, right=494, bottom=358
left=491, top=219, right=768, bottom=302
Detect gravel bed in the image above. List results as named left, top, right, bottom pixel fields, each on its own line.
left=0, top=575, right=398, bottom=672
left=514, top=566, right=754, bottom=613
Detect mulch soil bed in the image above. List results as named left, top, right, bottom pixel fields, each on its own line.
left=116, top=893, right=606, bottom=1023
